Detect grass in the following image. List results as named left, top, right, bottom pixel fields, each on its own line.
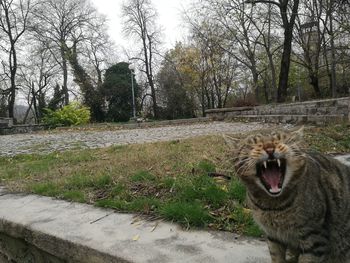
left=0, top=124, right=349, bottom=237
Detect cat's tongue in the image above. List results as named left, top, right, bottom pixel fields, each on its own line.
left=262, top=168, right=281, bottom=193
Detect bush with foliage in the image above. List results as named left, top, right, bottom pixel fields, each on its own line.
left=42, top=102, right=90, bottom=127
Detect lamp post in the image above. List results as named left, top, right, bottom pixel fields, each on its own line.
left=128, top=64, right=136, bottom=119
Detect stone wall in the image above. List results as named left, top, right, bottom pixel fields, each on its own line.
left=0, top=124, right=47, bottom=135
left=0, top=217, right=123, bottom=263
left=0, top=118, right=13, bottom=128
left=206, top=97, right=350, bottom=124
left=0, top=233, right=64, bottom=263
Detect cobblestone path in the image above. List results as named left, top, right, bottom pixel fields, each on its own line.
left=0, top=122, right=269, bottom=156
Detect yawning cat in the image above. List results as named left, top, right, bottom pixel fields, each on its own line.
left=225, top=128, right=350, bottom=263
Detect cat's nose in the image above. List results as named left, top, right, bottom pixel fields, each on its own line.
left=265, top=147, right=275, bottom=158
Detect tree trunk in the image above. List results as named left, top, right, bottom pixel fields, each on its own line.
left=61, top=42, right=69, bottom=105
left=8, top=79, right=16, bottom=119
left=141, top=33, right=158, bottom=118
left=310, top=73, right=321, bottom=97
left=277, top=27, right=294, bottom=102
left=31, top=83, right=39, bottom=123
left=252, top=69, right=259, bottom=102
left=277, top=0, right=300, bottom=103
left=65, top=42, right=104, bottom=121
left=329, top=6, right=337, bottom=97
left=8, top=43, right=17, bottom=119
left=263, top=80, right=269, bottom=103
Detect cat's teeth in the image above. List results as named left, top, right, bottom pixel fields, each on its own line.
left=277, top=159, right=281, bottom=167
left=263, top=161, right=267, bottom=169
left=269, top=188, right=281, bottom=193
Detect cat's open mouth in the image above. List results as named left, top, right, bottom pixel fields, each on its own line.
left=256, top=158, right=287, bottom=195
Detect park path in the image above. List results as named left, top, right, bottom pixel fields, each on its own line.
left=0, top=121, right=269, bottom=156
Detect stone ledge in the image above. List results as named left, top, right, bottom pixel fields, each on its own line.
left=0, top=124, right=47, bottom=135
left=206, top=97, right=350, bottom=124
left=205, top=107, right=254, bottom=113
left=212, top=114, right=347, bottom=124
left=0, top=188, right=269, bottom=263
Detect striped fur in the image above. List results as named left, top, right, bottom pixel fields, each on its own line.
left=226, top=129, right=350, bottom=263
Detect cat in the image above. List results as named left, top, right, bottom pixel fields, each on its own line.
left=225, top=128, right=350, bottom=263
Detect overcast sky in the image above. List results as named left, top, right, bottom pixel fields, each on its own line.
left=90, top=0, right=192, bottom=50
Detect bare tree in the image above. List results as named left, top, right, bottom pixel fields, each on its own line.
left=79, top=16, right=117, bottom=90
left=19, top=44, right=59, bottom=123
left=294, top=0, right=323, bottom=97
left=209, top=0, right=264, bottom=102
left=0, top=0, right=30, bottom=119
left=30, top=0, right=97, bottom=105
left=122, top=0, right=161, bottom=118
left=247, top=0, right=300, bottom=102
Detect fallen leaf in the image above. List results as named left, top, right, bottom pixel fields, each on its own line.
left=132, top=234, right=140, bottom=241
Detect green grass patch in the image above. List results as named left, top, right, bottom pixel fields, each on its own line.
left=62, top=190, right=85, bottom=203
left=108, top=145, right=129, bottom=153
left=305, top=124, right=350, bottom=153
left=128, top=197, right=161, bottom=212
left=95, top=174, right=113, bottom=187
left=228, top=179, right=246, bottom=204
left=59, top=150, right=96, bottom=164
left=197, top=160, right=216, bottom=173
left=110, top=184, right=126, bottom=197
left=177, top=176, right=227, bottom=208
left=95, top=197, right=160, bottom=213
left=65, top=173, right=96, bottom=189
left=32, top=183, right=60, bottom=196
left=131, top=170, right=156, bottom=182
left=95, top=199, right=128, bottom=210
left=231, top=207, right=263, bottom=237
left=160, top=201, right=212, bottom=227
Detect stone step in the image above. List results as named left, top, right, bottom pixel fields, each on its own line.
left=0, top=187, right=270, bottom=263
left=228, top=114, right=347, bottom=124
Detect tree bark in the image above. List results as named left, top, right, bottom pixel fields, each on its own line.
left=277, top=0, right=300, bottom=102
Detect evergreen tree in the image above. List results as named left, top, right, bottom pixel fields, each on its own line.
left=101, top=62, right=139, bottom=122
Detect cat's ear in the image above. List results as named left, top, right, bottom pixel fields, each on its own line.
left=222, top=134, right=240, bottom=148
left=290, top=126, right=304, bottom=141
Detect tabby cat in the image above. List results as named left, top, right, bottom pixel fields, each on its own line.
left=225, top=128, right=350, bottom=263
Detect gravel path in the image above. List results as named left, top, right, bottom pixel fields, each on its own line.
left=0, top=122, right=269, bottom=156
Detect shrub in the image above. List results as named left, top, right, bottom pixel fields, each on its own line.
left=43, top=102, right=90, bottom=127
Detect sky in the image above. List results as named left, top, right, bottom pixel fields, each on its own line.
left=91, top=0, right=193, bottom=50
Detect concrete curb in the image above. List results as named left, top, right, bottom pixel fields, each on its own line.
left=0, top=188, right=270, bottom=263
